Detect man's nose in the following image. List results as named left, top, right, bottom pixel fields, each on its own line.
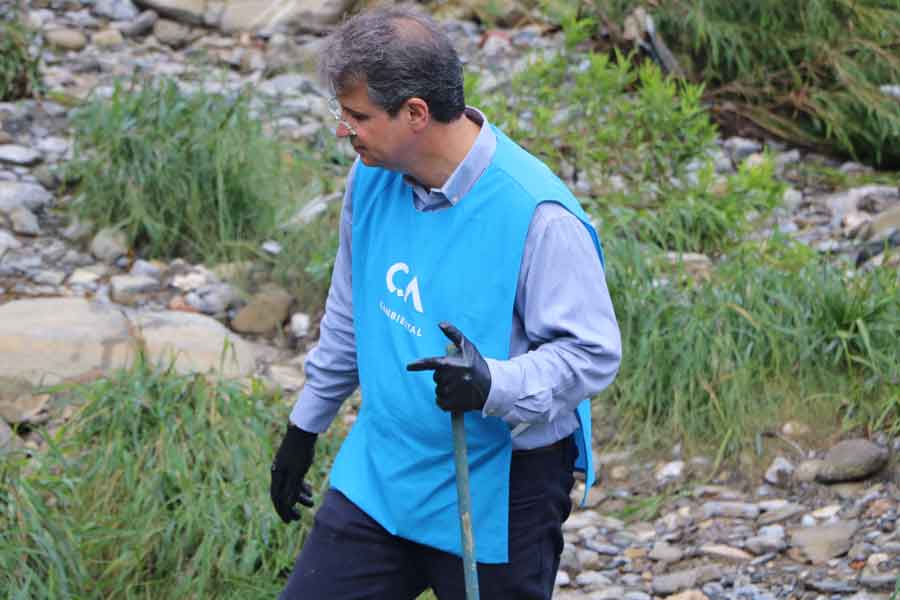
left=336, top=122, right=354, bottom=138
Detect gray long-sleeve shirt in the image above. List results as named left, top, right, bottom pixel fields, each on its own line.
left=290, top=108, right=622, bottom=450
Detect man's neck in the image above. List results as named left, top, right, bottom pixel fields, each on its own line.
left=404, top=113, right=481, bottom=190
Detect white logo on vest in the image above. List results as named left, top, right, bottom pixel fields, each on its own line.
left=386, top=262, right=424, bottom=313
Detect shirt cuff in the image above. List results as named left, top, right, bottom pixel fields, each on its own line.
left=482, top=357, right=521, bottom=420
left=289, top=387, right=341, bottom=433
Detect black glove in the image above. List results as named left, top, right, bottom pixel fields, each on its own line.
left=270, top=424, right=318, bottom=523
left=406, top=321, right=492, bottom=412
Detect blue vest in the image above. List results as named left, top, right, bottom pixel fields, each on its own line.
left=330, top=126, right=604, bottom=563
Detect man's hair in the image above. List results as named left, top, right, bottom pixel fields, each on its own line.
left=318, top=6, right=466, bottom=123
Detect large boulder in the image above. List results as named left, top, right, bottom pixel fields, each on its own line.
left=815, top=438, right=890, bottom=483
left=219, top=0, right=357, bottom=33
left=135, top=0, right=206, bottom=24
left=0, top=298, right=260, bottom=385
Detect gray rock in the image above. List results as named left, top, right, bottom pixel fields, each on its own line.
left=90, top=227, right=128, bottom=264
left=0, top=182, right=53, bottom=212
left=219, top=0, right=358, bottom=33
left=816, top=439, right=890, bottom=483
left=61, top=217, right=94, bottom=243
left=31, top=270, right=66, bottom=286
left=289, top=312, right=310, bottom=337
left=649, top=541, right=683, bottom=562
left=587, top=586, right=626, bottom=599
left=137, top=0, right=205, bottom=24
left=0, top=378, right=50, bottom=424
left=863, top=205, right=900, bottom=242
left=0, top=229, right=22, bottom=255
left=702, top=501, right=760, bottom=519
left=185, top=283, right=240, bottom=315
left=723, top=136, right=762, bottom=161
left=130, top=259, right=162, bottom=279
left=116, top=9, right=159, bottom=36
left=859, top=574, right=898, bottom=590
left=92, top=28, right=126, bottom=47
left=821, top=185, right=897, bottom=228
left=745, top=533, right=787, bottom=555
left=231, top=285, right=292, bottom=334
left=699, top=543, right=753, bottom=561
left=266, top=364, right=305, bottom=392
left=574, top=570, right=611, bottom=588
left=656, top=460, right=685, bottom=483
left=259, top=73, right=319, bottom=97
left=44, top=28, right=88, bottom=52
left=795, top=459, right=824, bottom=483
left=0, top=298, right=261, bottom=385
left=110, top=274, right=161, bottom=304
left=8, top=207, right=40, bottom=235
left=790, top=520, right=859, bottom=563
left=61, top=250, right=97, bottom=269
left=35, top=137, right=69, bottom=157
left=94, top=0, right=139, bottom=20
left=765, top=456, right=795, bottom=486
left=651, top=565, right=723, bottom=595
left=0, top=145, right=42, bottom=166
left=153, top=19, right=193, bottom=48
left=67, top=268, right=103, bottom=287
left=583, top=541, right=620, bottom=556
left=32, top=166, right=60, bottom=190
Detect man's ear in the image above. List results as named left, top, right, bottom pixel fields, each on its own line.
left=406, top=97, right=429, bottom=132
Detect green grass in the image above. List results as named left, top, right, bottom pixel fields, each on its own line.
left=65, top=77, right=309, bottom=264
left=585, top=0, right=900, bottom=168
left=0, top=10, right=43, bottom=101
left=0, top=360, right=341, bottom=599
left=601, top=234, right=900, bottom=455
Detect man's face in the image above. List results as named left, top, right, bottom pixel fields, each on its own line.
left=332, top=82, right=412, bottom=171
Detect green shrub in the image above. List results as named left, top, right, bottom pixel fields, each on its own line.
left=469, top=49, right=718, bottom=190
left=0, top=361, right=340, bottom=599
left=603, top=235, right=900, bottom=450
left=589, top=0, right=900, bottom=167
left=0, top=13, right=43, bottom=101
left=602, top=154, right=785, bottom=255
left=66, top=77, right=306, bottom=263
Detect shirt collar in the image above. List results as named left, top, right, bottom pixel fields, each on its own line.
left=405, top=106, right=496, bottom=207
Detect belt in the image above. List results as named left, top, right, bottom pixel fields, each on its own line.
left=512, top=435, right=571, bottom=456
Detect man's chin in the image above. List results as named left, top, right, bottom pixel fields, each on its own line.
left=357, top=151, right=377, bottom=167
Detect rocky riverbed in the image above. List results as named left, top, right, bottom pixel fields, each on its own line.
left=1, top=1, right=898, bottom=598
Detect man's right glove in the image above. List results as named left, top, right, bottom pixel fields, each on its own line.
left=270, top=424, right=318, bottom=523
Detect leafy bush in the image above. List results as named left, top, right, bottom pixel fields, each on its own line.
left=0, top=362, right=341, bottom=599
left=471, top=43, right=785, bottom=255
left=470, top=49, right=718, bottom=189
left=66, top=78, right=305, bottom=263
left=0, top=12, right=42, bottom=101
left=602, top=154, right=785, bottom=255
left=589, top=0, right=900, bottom=167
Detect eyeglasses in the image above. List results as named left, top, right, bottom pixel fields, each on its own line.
left=328, top=96, right=358, bottom=136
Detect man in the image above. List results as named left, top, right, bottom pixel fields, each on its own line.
left=270, top=6, right=621, bottom=599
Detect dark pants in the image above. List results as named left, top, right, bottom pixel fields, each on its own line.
left=279, top=435, right=576, bottom=600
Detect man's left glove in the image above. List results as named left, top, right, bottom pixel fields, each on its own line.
left=270, top=424, right=318, bottom=523
left=406, top=321, right=492, bottom=412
